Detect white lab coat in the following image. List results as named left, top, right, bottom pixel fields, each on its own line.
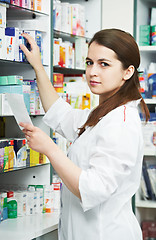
left=43, top=97, right=143, bottom=240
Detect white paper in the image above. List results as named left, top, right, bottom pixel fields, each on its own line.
left=6, top=93, right=33, bottom=130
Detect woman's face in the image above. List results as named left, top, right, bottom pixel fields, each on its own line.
left=85, top=42, right=127, bottom=103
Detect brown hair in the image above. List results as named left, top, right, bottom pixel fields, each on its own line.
left=78, top=28, right=150, bottom=136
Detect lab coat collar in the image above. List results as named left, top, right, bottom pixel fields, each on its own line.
left=125, top=99, right=141, bottom=108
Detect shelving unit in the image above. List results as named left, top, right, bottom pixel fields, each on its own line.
left=0, top=0, right=102, bottom=238
left=53, top=0, right=102, bottom=75
left=0, top=1, right=59, bottom=239
left=135, top=0, right=156, bottom=228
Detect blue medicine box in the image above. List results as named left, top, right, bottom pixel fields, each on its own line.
left=0, top=0, right=10, bottom=3
left=0, top=85, right=23, bottom=94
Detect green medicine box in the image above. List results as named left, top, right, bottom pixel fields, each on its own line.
left=0, top=76, right=8, bottom=85
left=139, top=25, right=151, bottom=46
left=0, top=75, right=23, bottom=85
left=7, top=76, right=23, bottom=85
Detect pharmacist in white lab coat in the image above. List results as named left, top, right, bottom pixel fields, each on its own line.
left=20, top=29, right=150, bottom=240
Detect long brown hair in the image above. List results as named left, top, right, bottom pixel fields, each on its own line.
left=78, top=29, right=150, bottom=136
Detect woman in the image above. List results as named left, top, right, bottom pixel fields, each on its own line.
left=20, top=29, right=149, bottom=240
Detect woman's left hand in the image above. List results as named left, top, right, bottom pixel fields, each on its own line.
left=20, top=122, right=82, bottom=199
left=19, top=122, right=54, bottom=156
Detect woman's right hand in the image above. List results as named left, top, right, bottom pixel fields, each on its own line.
left=19, top=33, right=43, bottom=72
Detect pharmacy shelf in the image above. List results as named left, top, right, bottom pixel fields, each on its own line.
left=142, top=0, right=156, bottom=3
left=6, top=3, right=49, bottom=20
left=136, top=199, right=156, bottom=208
left=53, top=66, right=85, bottom=75
left=144, top=99, right=156, bottom=104
left=139, top=46, right=156, bottom=52
left=144, top=152, right=156, bottom=156
left=0, top=162, right=50, bottom=175
left=0, top=114, right=45, bottom=117
left=54, top=29, right=90, bottom=43
left=0, top=59, right=48, bottom=67
left=0, top=212, right=59, bottom=240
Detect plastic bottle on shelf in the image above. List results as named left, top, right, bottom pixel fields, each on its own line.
left=7, top=191, right=17, bottom=219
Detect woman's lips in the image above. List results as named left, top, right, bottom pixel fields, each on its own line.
left=90, top=81, right=101, bottom=86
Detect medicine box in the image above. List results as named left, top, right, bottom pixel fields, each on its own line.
left=142, top=121, right=156, bottom=155
left=35, top=0, right=42, bottom=11
left=7, top=75, right=23, bottom=85
left=10, top=0, right=20, bottom=6
left=139, top=25, right=150, bottom=46
left=24, top=30, right=43, bottom=62
left=75, top=37, right=87, bottom=69
left=0, top=76, right=8, bottom=85
left=151, top=25, right=156, bottom=46
left=0, top=0, right=10, bottom=3
left=20, top=0, right=29, bottom=8
left=0, top=140, right=4, bottom=173
left=0, top=93, right=13, bottom=115
left=5, top=27, right=19, bottom=61
left=0, top=192, right=8, bottom=221
left=29, top=0, right=35, bottom=10
left=0, top=3, right=6, bottom=28
left=19, top=30, right=27, bottom=62
left=0, top=84, right=23, bottom=94
left=0, top=75, right=23, bottom=85
left=0, top=27, right=6, bottom=60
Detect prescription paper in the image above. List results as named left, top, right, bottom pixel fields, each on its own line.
left=6, top=93, right=33, bottom=130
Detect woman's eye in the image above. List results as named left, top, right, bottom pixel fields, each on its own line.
left=101, top=62, right=109, bottom=67
left=85, top=61, right=93, bottom=66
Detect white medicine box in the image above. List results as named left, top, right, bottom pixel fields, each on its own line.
left=0, top=27, right=6, bottom=59
left=0, top=3, right=6, bottom=28
left=0, top=93, right=13, bottom=116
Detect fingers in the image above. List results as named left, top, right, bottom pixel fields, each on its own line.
left=19, top=122, right=34, bottom=132
left=19, top=33, right=38, bottom=55
left=19, top=44, right=30, bottom=56
left=21, top=33, right=37, bottom=47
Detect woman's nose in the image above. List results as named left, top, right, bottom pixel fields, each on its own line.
left=89, top=64, right=98, bottom=76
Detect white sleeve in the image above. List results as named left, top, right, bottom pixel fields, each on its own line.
left=43, top=97, right=91, bottom=142
left=79, top=120, right=141, bottom=212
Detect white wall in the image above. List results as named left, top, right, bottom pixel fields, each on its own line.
left=102, top=0, right=134, bottom=35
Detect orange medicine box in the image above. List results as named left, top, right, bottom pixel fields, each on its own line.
left=35, top=0, right=42, bottom=11
left=53, top=73, right=64, bottom=88
left=82, top=93, right=91, bottom=109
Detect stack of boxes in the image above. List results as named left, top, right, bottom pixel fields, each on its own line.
left=53, top=37, right=88, bottom=69
left=10, top=0, right=42, bottom=12
left=0, top=3, right=43, bottom=62
left=0, top=77, right=44, bottom=116
left=53, top=0, right=85, bottom=36
left=139, top=8, right=156, bottom=46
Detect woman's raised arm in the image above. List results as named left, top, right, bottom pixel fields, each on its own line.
left=20, top=33, right=59, bottom=113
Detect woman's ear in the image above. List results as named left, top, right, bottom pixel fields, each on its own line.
left=123, top=65, right=135, bottom=81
